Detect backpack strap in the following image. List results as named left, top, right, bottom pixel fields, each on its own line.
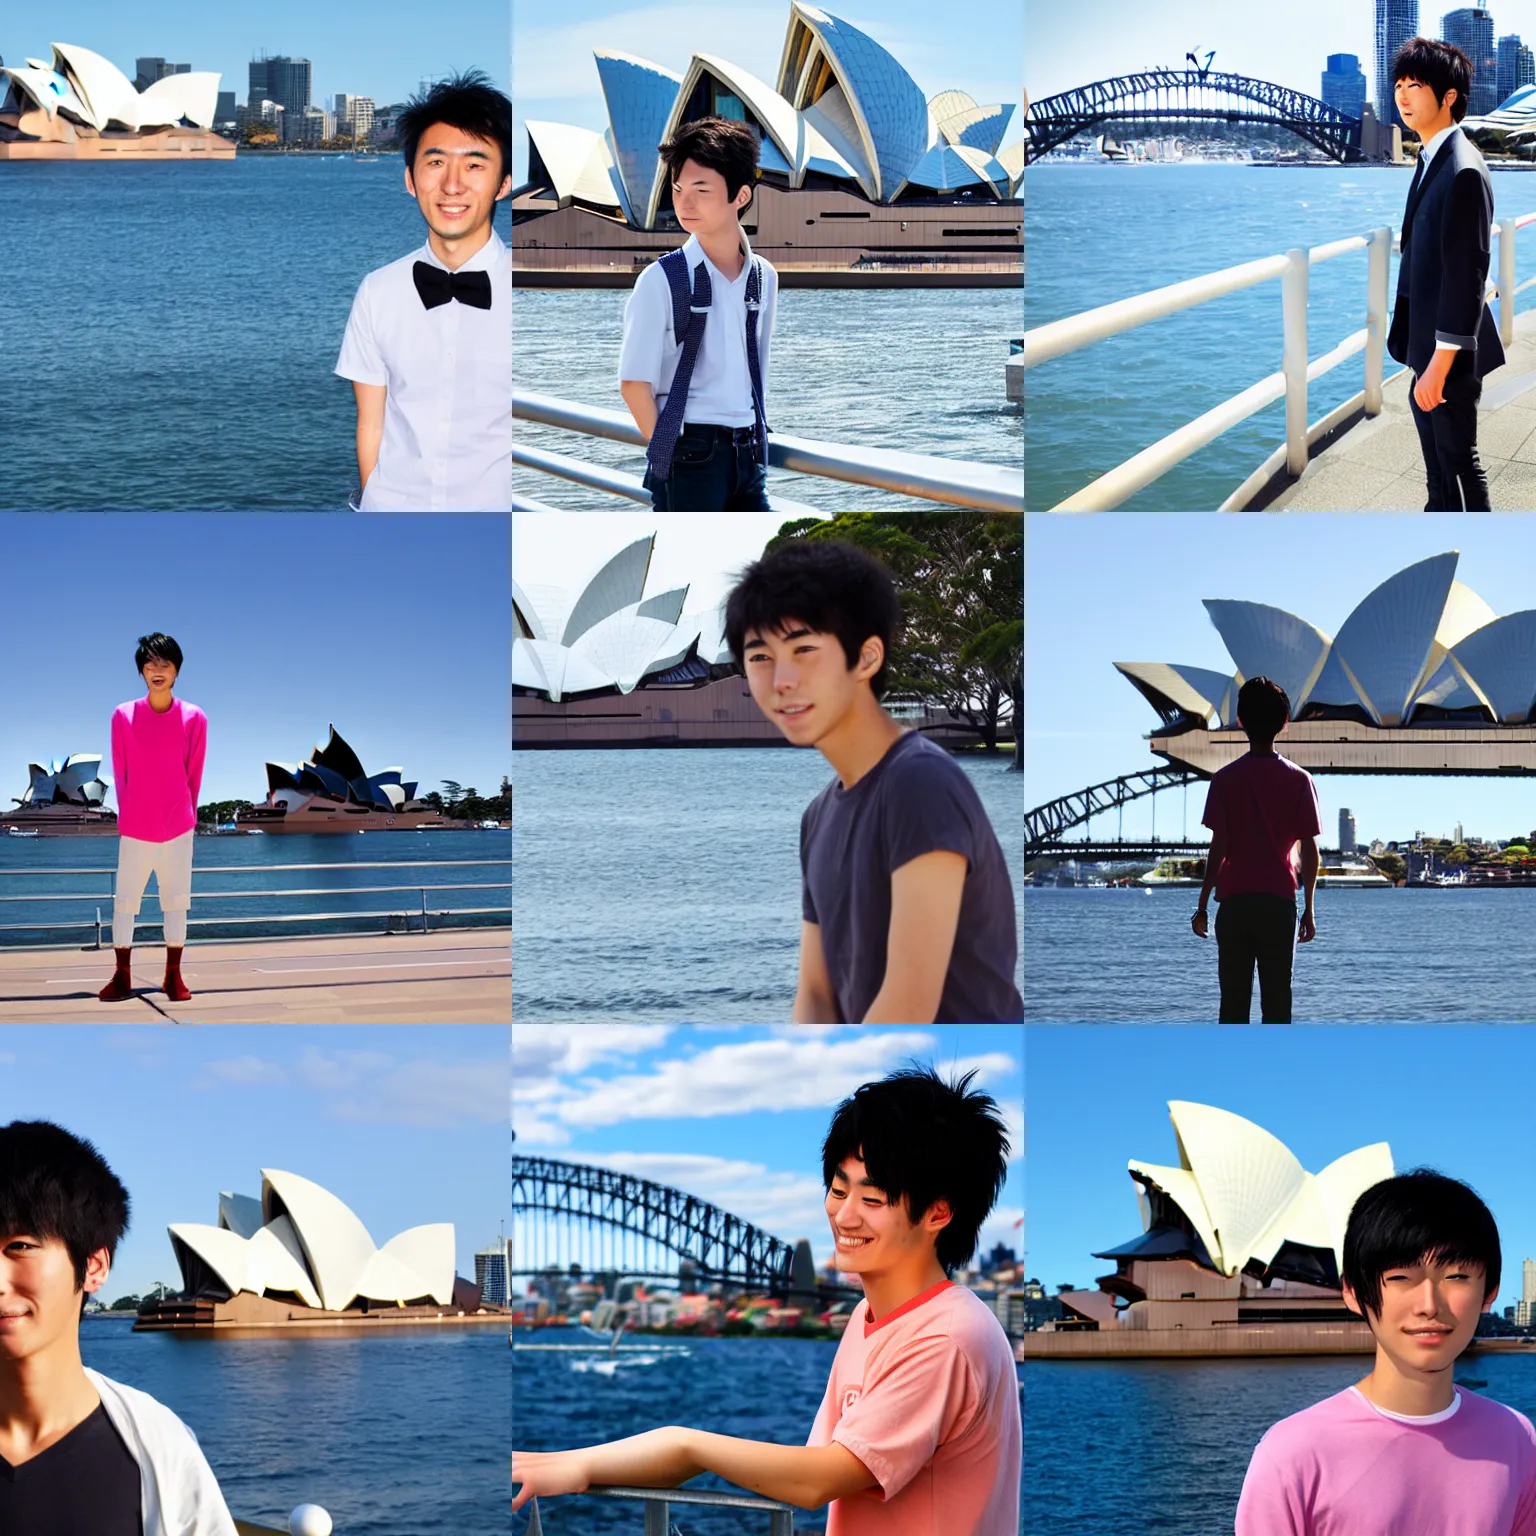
left=744, top=255, right=769, bottom=468
left=647, top=250, right=712, bottom=481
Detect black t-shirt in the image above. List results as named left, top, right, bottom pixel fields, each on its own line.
left=800, top=731, right=1023, bottom=1023
left=0, top=1401, right=143, bottom=1535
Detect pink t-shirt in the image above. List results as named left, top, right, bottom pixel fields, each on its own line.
left=1201, top=751, right=1322, bottom=901
left=1236, top=1386, right=1536, bottom=1535
left=806, top=1280, right=1021, bottom=1536
left=111, top=698, right=207, bottom=843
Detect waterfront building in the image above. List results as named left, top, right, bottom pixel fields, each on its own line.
left=475, top=1239, right=510, bottom=1308
left=1443, top=8, right=1500, bottom=115
left=1321, top=53, right=1368, bottom=120
left=513, top=0, right=1021, bottom=284
left=1, top=753, right=117, bottom=834
left=1339, top=808, right=1357, bottom=852
left=335, top=92, right=374, bottom=142
left=1377, top=0, right=1420, bottom=128
left=1029, top=1102, right=1393, bottom=1358
left=135, top=57, right=188, bottom=90
left=248, top=53, right=311, bottom=133
left=214, top=88, right=235, bottom=127
left=1498, top=34, right=1536, bottom=101
left=294, top=105, right=334, bottom=144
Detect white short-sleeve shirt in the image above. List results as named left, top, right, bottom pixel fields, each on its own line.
left=336, top=227, right=512, bottom=511
left=617, top=230, right=777, bottom=429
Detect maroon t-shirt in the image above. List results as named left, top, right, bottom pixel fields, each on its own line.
left=1201, top=752, right=1323, bottom=901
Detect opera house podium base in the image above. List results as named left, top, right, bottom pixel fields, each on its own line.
left=0, top=126, right=235, bottom=160
left=1025, top=1320, right=1377, bottom=1360
left=136, top=1291, right=510, bottom=1337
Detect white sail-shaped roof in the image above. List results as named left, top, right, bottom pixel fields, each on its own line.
left=573, top=606, right=699, bottom=694
left=137, top=70, right=220, bottom=130
left=219, top=1191, right=265, bottom=1239
left=937, top=101, right=1015, bottom=155
left=999, top=140, right=1024, bottom=197
left=525, top=119, right=623, bottom=209
left=561, top=535, right=655, bottom=645
left=1203, top=599, right=1332, bottom=711
left=1451, top=610, right=1536, bottom=721
left=902, top=141, right=1007, bottom=195
left=245, top=1218, right=324, bottom=1309
left=1113, top=662, right=1234, bottom=726
left=51, top=43, right=140, bottom=130
left=929, top=89, right=979, bottom=125
left=1127, top=1158, right=1221, bottom=1271
left=262, top=1169, right=378, bottom=1312
left=595, top=50, right=684, bottom=227
left=1410, top=655, right=1491, bottom=716
left=1, top=65, right=89, bottom=120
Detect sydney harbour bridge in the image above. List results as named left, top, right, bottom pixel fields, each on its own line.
left=1024, top=68, right=1369, bottom=165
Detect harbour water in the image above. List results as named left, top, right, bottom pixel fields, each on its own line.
left=512, top=288, right=1023, bottom=510
left=511, top=748, right=1023, bottom=1022
left=0, top=828, right=511, bottom=946
left=1026, top=1352, right=1536, bottom=1534
left=81, top=1314, right=506, bottom=1533
left=1026, top=162, right=1536, bottom=510
left=1024, top=885, right=1536, bottom=1021
left=0, top=158, right=508, bottom=510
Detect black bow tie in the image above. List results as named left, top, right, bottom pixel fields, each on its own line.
left=412, top=262, right=493, bottom=311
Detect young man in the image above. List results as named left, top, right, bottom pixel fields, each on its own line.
left=1192, top=675, right=1321, bottom=1025
left=724, top=539, right=1020, bottom=1024
left=336, top=71, right=512, bottom=511
left=1387, top=37, right=1505, bottom=511
left=512, top=1065, right=1021, bottom=1534
left=1237, top=1170, right=1536, bottom=1533
left=619, top=116, right=778, bottom=511
left=99, top=634, right=206, bottom=1005
left=0, top=1119, right=238, bottom=1535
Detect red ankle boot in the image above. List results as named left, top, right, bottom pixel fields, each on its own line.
left=163, top=946, right=192, bottom=1003
left=98, top=949, right=134, bottom=1002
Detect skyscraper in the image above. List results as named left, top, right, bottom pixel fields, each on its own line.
left=1339, top=808, right=1357, bottom=853
left=1498, top=34, right=1536, bottom=102
left=135, top=57, right=189, bottom=90
left=1377, top=0, right=1420, bottom=128
left=1322, top=54, right=1369, bottom=118
left=248, top=54, right=313, bottom=138
left=475, top=1239, right=509, bottom=1308
left=334, top=93, right=376, bottom=143
left=1443, top=8, right=1499, bottom=115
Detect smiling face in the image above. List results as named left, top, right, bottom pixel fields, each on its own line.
left=742, top=621, right=880, bottom=748
left=824, top=1154, right=949, bottom=1279
left=1344, top=1254, right=1494, bottom=1379
left=140, top=655, right=178, bottom=695
left=405, top=122, right=511, bottom=247
left=1395, top=75, right=1455, bottom=134
left=0, top=1232, right=106, bottom=1365
left=670, top=156, right=750, bottom=242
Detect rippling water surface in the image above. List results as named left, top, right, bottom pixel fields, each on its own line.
left=1026, top=162, right=1536, bottom=510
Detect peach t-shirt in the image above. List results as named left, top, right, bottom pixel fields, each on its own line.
left=806, top=1280, right=1021, bottom=1535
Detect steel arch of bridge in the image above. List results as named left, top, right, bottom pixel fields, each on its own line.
left=1025, top=71, right=1362, bottom=164
left=511, top=1155, right=795, bottom=1291
left=1026, top=766, right=1207, bottom=858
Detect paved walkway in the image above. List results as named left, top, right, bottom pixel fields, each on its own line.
left=1259, top=310, right=1536, bottom=509
left=0, top=930, right=511, bottom=1023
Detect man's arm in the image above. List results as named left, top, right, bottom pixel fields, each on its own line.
left=110, top=709, right=128, bottom=815
left=792, top=920, right=840, bottom=1023
left=1192, top=830, right=1227, bottom=939
left=863, top=849, right=966, bottom=1024
left=1298, top=835, right=1319, bottom=941
left=186, top=711, right=207, bottom=812
left=352, top=382, right=386, bottom=492
left=1419, top=168, right=1495, bottom=411
left=512, top=1429, right=876, bottom=1514
left=620, top=380, right=658, bottom=442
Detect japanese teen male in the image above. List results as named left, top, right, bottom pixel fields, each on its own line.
left=619, top=116, right=778, bottom=511
left=1237, top=1169, right=1536, bottom=1534
left=724, top=538, right=1021, bottom=1024
left=336, top=71, right=512, bottom=511
left=99, top=633, right=206, bottom=1005
left=0, top=1120, right=237, bottom=1535
left=513, top=1065, right=1022, bottom=1535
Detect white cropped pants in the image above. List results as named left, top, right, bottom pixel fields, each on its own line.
left=112, top=831, right=194, bottom=949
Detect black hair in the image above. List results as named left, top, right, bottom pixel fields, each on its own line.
left=1343, top=1168, right=1501, bottom=1317
left=659, top=115, right=761, bottom=204
left=724, top=539, right=902, bottom=699
left=135, top=632, right=183, bottom=674
left=821, top=1065, right=1011, bottom=1276
left=0, top=1121, right=130, bottom=1289
left=1391, top=37, right=1473, bottom=123
left=399, top=70, right=512, bottom=180
left=1237, top=675, right=1290, bottom=744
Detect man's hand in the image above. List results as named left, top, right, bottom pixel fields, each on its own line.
left=1191, top=908, right=1209, bottom=939
left=1299, top=908, right=1317, bottom=943
left=1413, top=351, right=1455, bottom=412
left=511, top=1449, right=592, bottom=1512
left=863, top=849, right=966, bottom=1024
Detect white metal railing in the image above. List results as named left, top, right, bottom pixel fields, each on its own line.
left=513, top=391, right=1024, bottom=513
left=526, top=1485, right=795, bottom=1534
left=1024, top=212, right=1536, bottom=510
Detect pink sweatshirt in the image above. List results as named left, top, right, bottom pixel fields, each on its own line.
left=806, top=1280, right=1021, bottom=1535
left=1236, top=1385, right=1536, bottom=1535
left=111, top=698, right=207, bottom=843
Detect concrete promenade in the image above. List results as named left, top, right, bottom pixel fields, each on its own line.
left=0, top=930, right=511, bottom=1023
left=1255, top=310, right=1536, bottom=509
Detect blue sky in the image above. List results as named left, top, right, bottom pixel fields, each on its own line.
left=1031, top=0, right=1397, bottom=105
left=512, top=1025, right=1024, bottom=1273
left=513, top=0, right=1024, bottom=184
left=0, top=515, right=509, bottom=807
left=4, top=0, right=508, bottom=108
left=0, top=1025, right=508, bottom=1299
left=1027, top=514, right=1536, bottom=848
left=1027, top=1025, right=1536, bottom=1302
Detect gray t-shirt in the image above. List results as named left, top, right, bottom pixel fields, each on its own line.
left=800, top=731, right=1022, bottom=1023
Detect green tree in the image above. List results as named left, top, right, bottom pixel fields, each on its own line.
left=109, top=1294, right=141, bottom=1312
left=1373, top=852, right=1407, bottom=883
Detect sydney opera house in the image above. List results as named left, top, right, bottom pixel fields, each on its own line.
left=1, top=754, right=116, bottom=834
left=137, top=1168, right=500, bottom=1331
left=1463, top=85, right=1536, bottom=160
left=513, top=2, right=1022, bottom=283
left=1028, top=1102, right=1393, bottom=1358
left=236, top=726, right=451, bottom=833
left=1117, top=552, right=1536, bottom=777
left=0, top=43, right=231, bottom=159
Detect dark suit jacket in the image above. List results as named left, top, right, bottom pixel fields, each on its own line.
left=1387, top=126, right=1505, bottom=380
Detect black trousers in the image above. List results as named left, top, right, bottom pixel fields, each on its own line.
left=1215, top=893, right=1298, bottom=1024
left=1410, top=359, right=1488, bottom=511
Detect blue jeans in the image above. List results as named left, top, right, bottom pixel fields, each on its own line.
left=645, top=425, right=769, bottom=510
left=1214, top=893, right=1298, bottom=1023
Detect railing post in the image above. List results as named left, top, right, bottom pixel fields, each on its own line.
left=420, top=888, right=428, bottom=935
left=94, top=907, right=102, bottom=951
left=644, top=1500, right=668, bottom=1536
left=769, top=1509, right=795, bottom=1535
left=1501, top=216, right=1518, bottom=348
left=1365, top=226, right=1392, bottom=415
left=1282, top=247, right=1309, bottom=477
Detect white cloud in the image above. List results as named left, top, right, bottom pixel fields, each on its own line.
left=513, top=1024, right=674, bottom=1078
left=197, top=1055, right=288, bottom=1088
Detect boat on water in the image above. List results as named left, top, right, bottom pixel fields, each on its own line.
left=1136, top=853, right=1392, bottom=888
